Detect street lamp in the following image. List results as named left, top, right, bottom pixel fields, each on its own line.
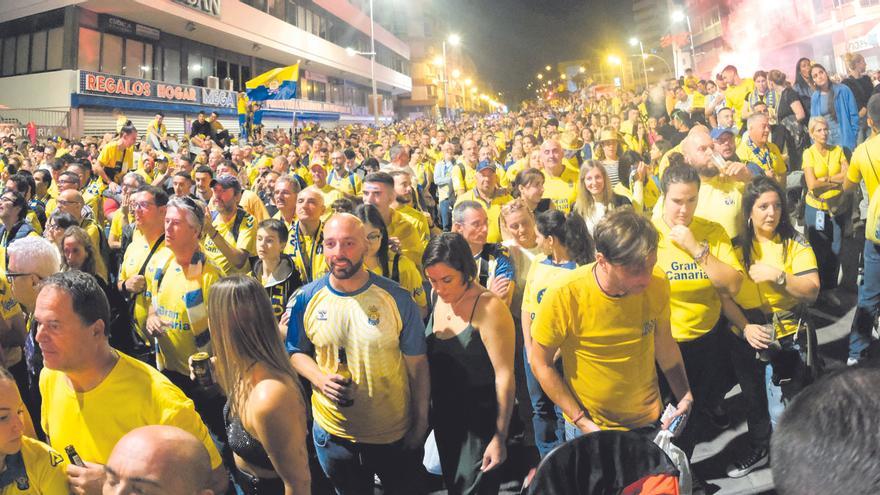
left=441, top=34, right=461, bottom=120
left=629, top=37, right=649, bottom=87
left=545, top=65, right=552, bottom=71
left=344, top=0, right=380, bottom=125
left=537, top=73, right=543, bottom=80
left=607, top=55, right=624, bottom=87
left=671, top=9, right=697, bottom=76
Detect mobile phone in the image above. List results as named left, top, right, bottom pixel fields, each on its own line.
left=668, top=413, right=688, bottom=436
left=65, top=445, right=85, bottom=467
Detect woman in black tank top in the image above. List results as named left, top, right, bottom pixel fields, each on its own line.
left=422, top=233, right=516, bottom=495
left=203, top=276, right=311, bottom=494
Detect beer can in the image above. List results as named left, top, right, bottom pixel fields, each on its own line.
left=191, top=352, right=214, bottom=388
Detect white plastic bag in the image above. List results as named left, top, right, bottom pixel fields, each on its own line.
left=653, top=429, right=692, bottom=495
left=423, top=429, right=443, bottom=476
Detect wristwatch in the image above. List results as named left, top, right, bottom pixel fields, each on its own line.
left=775, top=271, right=787, bottom=287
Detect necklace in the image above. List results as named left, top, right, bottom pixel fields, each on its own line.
left=446, top=286, right=471, bottom=320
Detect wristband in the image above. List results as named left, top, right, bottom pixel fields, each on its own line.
left=693, top=241, right=710, bottom=264
left=570, top=409, right=587, bottom=425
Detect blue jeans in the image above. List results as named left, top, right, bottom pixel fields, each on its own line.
left=849, top=240, right=880, bottom=359
left=438, top=197, right=454, bottom=231
left=766, top=336, right=807, bottom=427
left=804, top=204, right=844, bottom=290
left=564, top=421, right=659, bottom=442
left=312, top=422, right=425, bottom=495
left=523, top=346, right=564, bottom=457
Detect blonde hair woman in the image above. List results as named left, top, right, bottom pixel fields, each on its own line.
left=572, top=161, right=631, bottom=234
left=207, top=275, right=311, bottom=494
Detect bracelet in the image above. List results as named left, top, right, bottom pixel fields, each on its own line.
left=570, top=409, right=587, bottom=425
left=693, top=241, right=710, bottom=264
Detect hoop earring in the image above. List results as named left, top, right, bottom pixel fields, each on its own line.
left=748, top=217, right=753, bottom=231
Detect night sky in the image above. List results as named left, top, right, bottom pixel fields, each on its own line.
left=438, top=0, right=635, bottom=106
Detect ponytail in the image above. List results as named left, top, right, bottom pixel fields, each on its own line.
left=536, top=210, right=596, bottom=266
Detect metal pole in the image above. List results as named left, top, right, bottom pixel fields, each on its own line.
left=369, top=0, right=379, bottom=127
left=442, top=41, right=450, bottom=121
left=685, top=15, right=696, bottom=74
left=638, top=41, right=649, bottom=88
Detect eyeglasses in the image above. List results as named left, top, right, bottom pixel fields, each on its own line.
left=0, top=196, right=16, bottom=204
left=131, top=201, right=155, bottom=211
left=5, top=272, right=34, bottom=283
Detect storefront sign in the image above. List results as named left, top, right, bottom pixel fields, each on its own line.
left=79, top=71, right=235, bottom=108
left=174, top=0, right=221, bottom=17
left=98, top=14, right=161, bottom=41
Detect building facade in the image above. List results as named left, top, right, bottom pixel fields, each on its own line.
left=0, top=0, right=413, bottom=137
left=684, top=0, right=880, bottom=81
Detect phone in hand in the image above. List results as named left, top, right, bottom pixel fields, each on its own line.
left=65, top=445, right=85, bottom=467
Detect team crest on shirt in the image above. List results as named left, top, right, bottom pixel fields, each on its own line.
left=537, top=288, right=547, bottom=304
left=367, top=305, right=381, bottom=326
left=316, top=309, right=328, bottom=321
left=723, top=196, right=734, bottom=206
left=414, top=287, right=423, bottom=297
left=49, top=451, right=64, bottom=467
left=16, top=476, right=30, bottom=490
left=642, top=319, right=656, bottom=336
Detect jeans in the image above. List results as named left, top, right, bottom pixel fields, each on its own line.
left=848, top=239, right=880, bottom=359
left=805, top=204, right=844, bottom=290
left=438, top=197, right=454, bottom=231
left=523, top=346, right=564, bottom=458
left=766, top=336, right=807, bottom=427
left=564, top=421, right=659, bottom=442
left=312, top=422, right=425, bottom=495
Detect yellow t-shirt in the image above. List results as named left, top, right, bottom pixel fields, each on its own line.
left=1, top=436, right=68, bottom=495
left=501, top=158, right=528, bottom=190
left=240, top=189, right=269, bottom=224
left=846, top=134, right=880, bottom=196
left=109, top=210, right=135, bottom=241
left=542, top=167, right=579, bottom=213
left=411, top=161, right=434, bottom=189
left=288, top=220, right=329, bottom=283
left=327, top=169, right=362, bottom=198
left=366, top=255, right=427, bottom=311
left=204, top=209, right=256, bottom=275
left=387, top=209, right=425, bottom=269
left=736, top=138, right=787, bottom=178
left=733, top=235, right=818, bottom=338
left=0, top=275, right=23, bottom=369
left=531, top=262, right=669, bottom=430
left=96, top=141, right=133, bottom=184
left=522, top=256, right=578, bottom=320
left=81, top=219, right=108, bottom=283
left=803, top=144, right=846, bottom=210
left=654, top=216, right=742, bottom=342
left=147, top=119, right=166, bottom=139
left=724, top=78, right=755, bottom=122
left=316, top=184, right=345, bottom=213
left=452, top=161, right=477, bottom=194
left=395, top=204, right=431, bottom=246
left=118, top=230, right=171, bottom=343
left=144, top=257, right=223, bottom=374
left=454, top=190, right=513, bottom=244
left=39, top=353, right=222, bottom=469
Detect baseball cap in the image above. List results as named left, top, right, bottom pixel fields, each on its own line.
left=475, top=160, right=496, bottom=174
left=710, top=127, right=736, bottom=140
left=209, top=174, right=242, bottom=192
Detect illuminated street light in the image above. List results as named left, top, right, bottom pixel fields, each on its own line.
left=432, top=55, right=443, bottom=66
left=671, top=10, right=686, bottom=22
left=451, top=68, right=461, bottom=79
left=579, top=66, right=586, bottom=73
left=607, top=55, right=621, bottom=65
left=448, top=33, right=461, bottom=46
left=545, top=65, right=551, bottom=71
left=560, top=74, right=567, bottom=80
left=629, top=37, right=649, bottom=87
left=537, top=74, right=543, bottom=80
left=464, top=78, right=473, bottom=86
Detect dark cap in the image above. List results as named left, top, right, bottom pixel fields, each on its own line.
left=209, top=174, right=242, bottom=193
left=546, top=117, right=559, bottom=128
left=476, top=160, right=496, bottom=174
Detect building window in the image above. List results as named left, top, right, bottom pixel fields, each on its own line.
left=861, top=0, right=879, bottom=5
left=833, top=0, right=853, bottom=5
left=31, top=30, right=47, bottom=72
left=163, top=47, right=180, bottom=84
left=101, top=32, right=123, bottom=74
left=1, top=38, right=15, bottom=76
left=267, top=0, right=285, bottom=19
left=78, top=27, right=101, bottom=71
left=47, top=27, right=63, bottom=70
left=124, top=39, right=144, bottom=77
left=15, top=34, right=29, bottom=75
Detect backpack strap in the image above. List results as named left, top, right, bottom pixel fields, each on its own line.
left=230, top=208, right=247, bottom=241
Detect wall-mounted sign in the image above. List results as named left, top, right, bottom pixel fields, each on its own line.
left=173, top=0, right=221, bottom=17
left=79, top=71, right=235, bottom=108
left=98, top=14, right=161, bottom=41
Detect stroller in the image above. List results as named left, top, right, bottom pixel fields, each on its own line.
left=526, top=430, right=681, bottom=495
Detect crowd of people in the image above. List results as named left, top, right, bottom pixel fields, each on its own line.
left=1, top=51, right=880, bottom=495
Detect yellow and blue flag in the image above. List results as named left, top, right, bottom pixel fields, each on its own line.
left=245, top=64, right=299, bottom=101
